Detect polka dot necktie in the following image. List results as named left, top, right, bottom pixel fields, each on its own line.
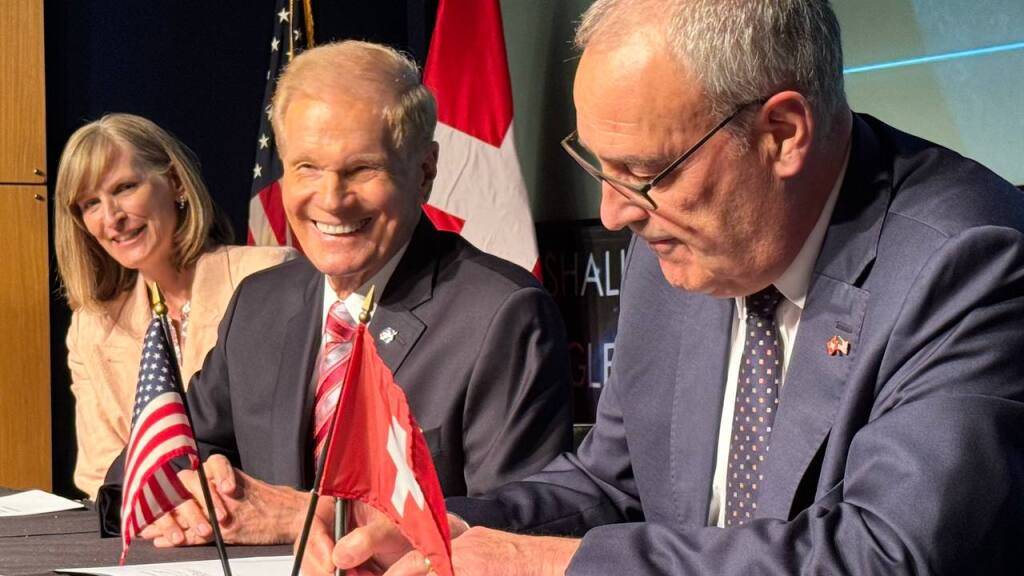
left=725, top=286, right=784, bottom=527
left=312, top=301, right=356, bottom=459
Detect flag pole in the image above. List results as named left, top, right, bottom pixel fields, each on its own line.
left=292, top=287, right=375, bottom=576
left=148, top=284, right=233, bottom=576
left=334, top=498, right=345, bottom=576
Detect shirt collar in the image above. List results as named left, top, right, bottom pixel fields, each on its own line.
left=322, top=239, right=410, bottom=325
left=771, top=146, right=850, bottom=310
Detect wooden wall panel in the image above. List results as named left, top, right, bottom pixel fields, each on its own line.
left=0, top=0, right=47, bottom=184
left=0, top=186, right=51, bottom=490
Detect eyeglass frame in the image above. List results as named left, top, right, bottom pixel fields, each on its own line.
left=560, top=99, right=765, bottom=210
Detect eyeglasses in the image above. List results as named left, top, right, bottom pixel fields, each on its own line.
left=560, top=100, right=763, bottom=210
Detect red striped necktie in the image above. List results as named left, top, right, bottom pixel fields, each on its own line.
left=312, top=301, right=357, bottom=458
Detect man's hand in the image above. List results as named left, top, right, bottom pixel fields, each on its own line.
left=206, top=456, right=312, bottom=544
left=140, top=455, right=312, bottom=547
left=137, top=457, right=232, bottom=547
left=301, top=502, right=577, bottom=576
left=298, top=500, right=411, bottom=576
left=449, top=527, right=579, bottom=576
left=137, top=496, right=220, bottom=547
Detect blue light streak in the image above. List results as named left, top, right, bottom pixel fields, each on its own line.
left=844, top=41, right=1024, bottom=74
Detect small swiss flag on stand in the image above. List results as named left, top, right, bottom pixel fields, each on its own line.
left=319, top=324, right=453, bottom=576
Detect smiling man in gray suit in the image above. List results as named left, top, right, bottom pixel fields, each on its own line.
left=129, top=40, right=571, bottom=547
left=308, top=1, right=1024, bottom=574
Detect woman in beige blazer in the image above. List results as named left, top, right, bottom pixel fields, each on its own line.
left=54, top=114, right=295, bottom=500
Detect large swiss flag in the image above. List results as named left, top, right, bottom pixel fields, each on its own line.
left=423, top=0, right=540, bottom=277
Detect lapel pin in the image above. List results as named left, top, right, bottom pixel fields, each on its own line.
left=379, top=326, right=398, bottom=344
left=826, top=335, right=850, bottom=356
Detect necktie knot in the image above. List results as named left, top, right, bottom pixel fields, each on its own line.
left=326, top=301, right=356, bottom=343
left=746, top=285, right=783, bottom=320
left=313, top=300, right=357, bottom=460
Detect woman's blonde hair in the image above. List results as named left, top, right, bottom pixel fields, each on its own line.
left=54, top=113, right=232, bottom=310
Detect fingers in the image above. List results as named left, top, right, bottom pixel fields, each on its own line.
left=383, top=551, right=433, bottom=576
left=447, top=513, right=470, bottom=539
left=178, top=463, right=228, bottom=524
left=331, top=520, right=387, bottom=569
left=333, top=519, right=398, bottom=570
left=140, top=511, right=186, bottom=546
left=205, top=454, right=239, bottom=497
left=296, top=515, right=336, bottom=576
left=148, top=500, right=212, bottom=547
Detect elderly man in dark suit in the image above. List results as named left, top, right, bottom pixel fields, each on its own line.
left=307, top=1, right=1024, bottom=574
left=133, top=40, right=571, bottom=547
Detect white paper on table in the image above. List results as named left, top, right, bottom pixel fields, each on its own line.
left=56, top=555, right=294, bottom=576
left=0, top=489, right=86, bottom=516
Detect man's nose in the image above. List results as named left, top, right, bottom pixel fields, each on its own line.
left=599, top=183, right=649, bottom=232
left=318, top=172, right=353, bottom=210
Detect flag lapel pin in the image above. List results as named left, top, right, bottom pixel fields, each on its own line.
left=826, top=335, right=850, bottom=356
left=379, top=326, right=398, bottom=344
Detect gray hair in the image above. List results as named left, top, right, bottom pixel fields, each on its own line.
left=271, top=40, right=437, bottom=156
left=576, top=0, right=847, bottom=135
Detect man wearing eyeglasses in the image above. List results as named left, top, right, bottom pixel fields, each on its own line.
left=301, top=1, right=1024, bottom=574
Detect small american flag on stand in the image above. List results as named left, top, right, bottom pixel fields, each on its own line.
left=119, top=318, right=200, bottom=563
left=248, top=0, right=310, bottom=248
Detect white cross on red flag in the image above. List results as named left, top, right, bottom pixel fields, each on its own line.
left=423, top=0, right=540, bottom=277
left=319, top=324, right=453, bottom=576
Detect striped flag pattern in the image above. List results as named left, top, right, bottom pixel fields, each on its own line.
left=119, top=318, right=199, bottom=562
left=248, top=0, right=308, bottom=248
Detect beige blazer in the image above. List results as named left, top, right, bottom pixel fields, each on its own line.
left=67, top=245, right=295, bottom=499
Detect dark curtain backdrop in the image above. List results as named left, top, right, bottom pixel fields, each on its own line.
left=44, top=0, right=438, bottom=497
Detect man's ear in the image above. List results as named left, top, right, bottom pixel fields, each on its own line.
left=418, top=141, right=440, bottom=203
left=755, top=91, right=813, bottom=180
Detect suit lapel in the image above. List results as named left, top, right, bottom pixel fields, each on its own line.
left=268, top=218, right=438, bottom=485
left=670, top=295, right=733, bottom=525
left=371, top=216, right=437, bottom=374
left=758, top=113, right=891, bottom=520
left=369, top=307, right=427, bottom=374
left=270, top=268, right=323, bottom=486
left=757, top=276, right=868, bottom=519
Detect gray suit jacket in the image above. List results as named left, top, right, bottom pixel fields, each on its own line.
left=187, top=217, right=572, bottom=497
left=448, top=114, right=1024, bottom=574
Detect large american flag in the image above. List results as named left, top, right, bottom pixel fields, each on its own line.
left=119, top=318, right=199, bottom=562
left=248, top=0, right=308, bottom=247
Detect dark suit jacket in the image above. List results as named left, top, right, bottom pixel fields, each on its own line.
left=186, top=217, right=577, bottom=496
left=448, top=114, right=1024, bottom=574
left=185, top=217, right=572, bottom=497
left=95, top=218, right=571, bottom=535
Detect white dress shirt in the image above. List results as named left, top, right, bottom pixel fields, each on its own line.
left=311, top=241, right=409, bottom=387
left=707, top=154, right=848, bottom=527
